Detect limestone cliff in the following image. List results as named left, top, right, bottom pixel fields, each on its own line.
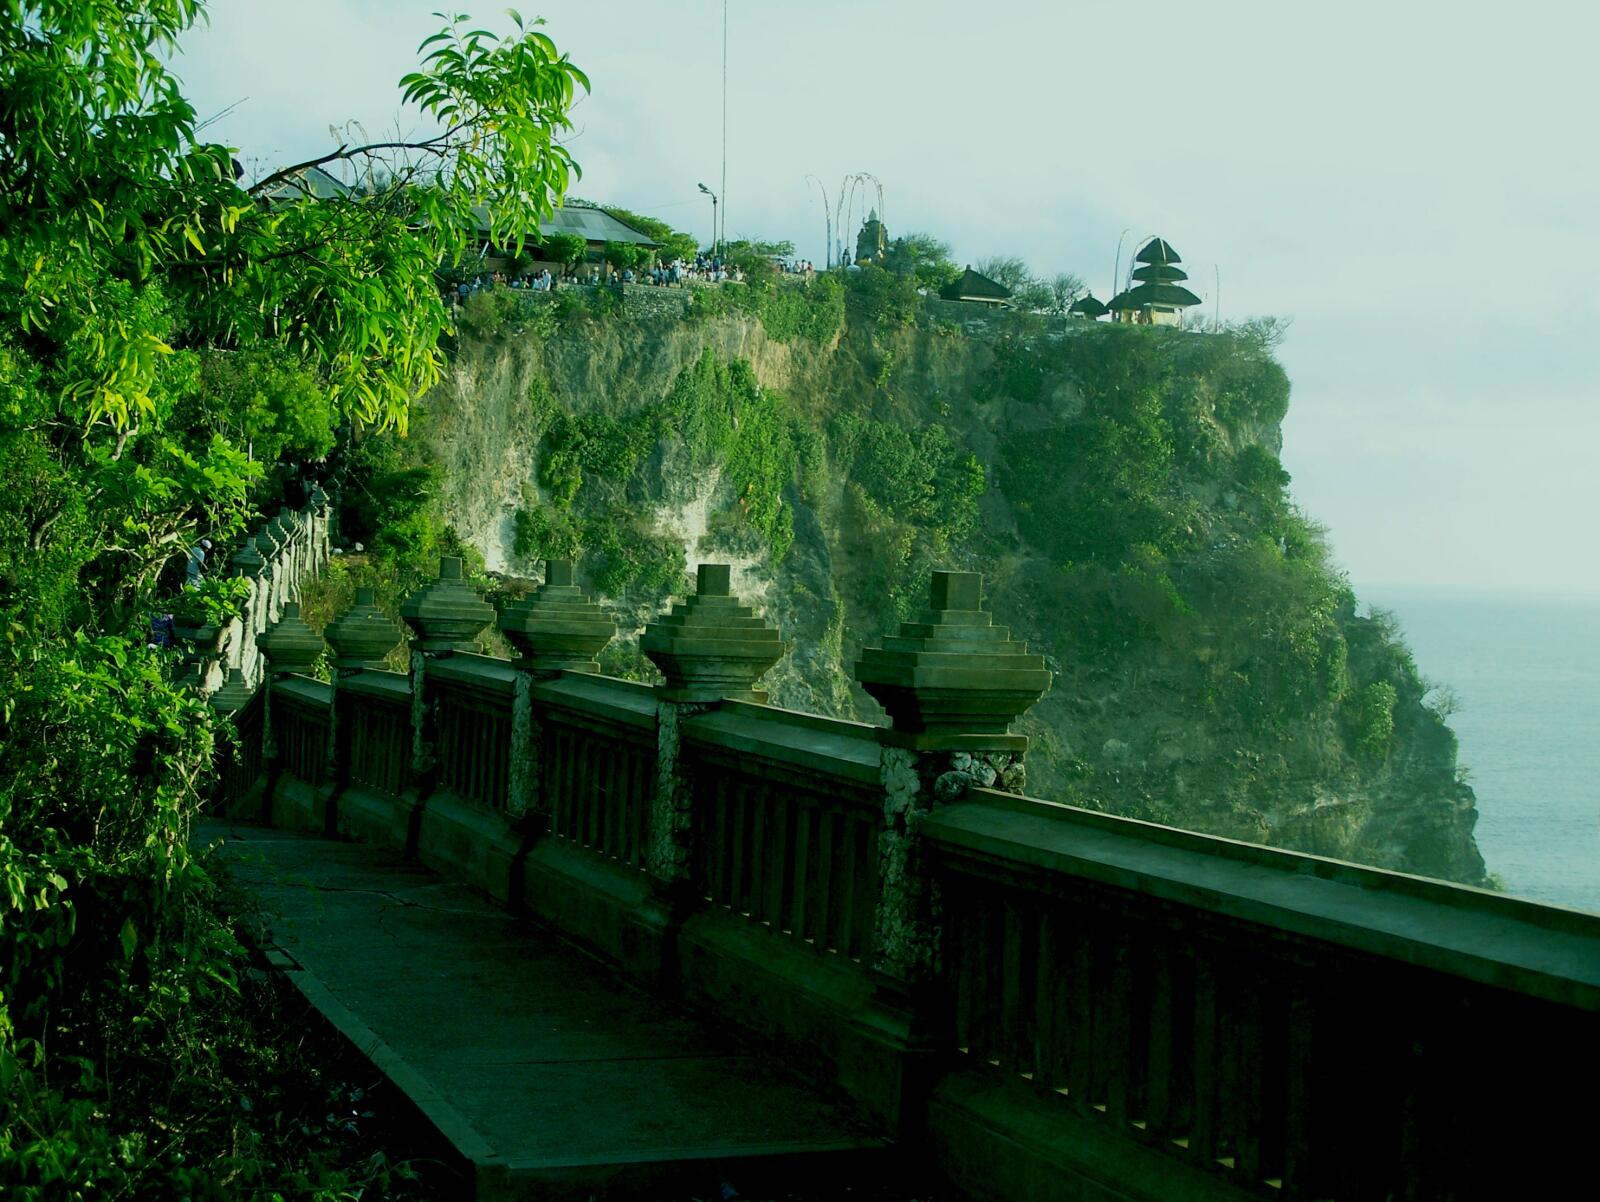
left=412, top=282, right=1486, bottom=885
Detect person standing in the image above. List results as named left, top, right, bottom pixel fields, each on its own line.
left=185, top=538, right=213, bottom=588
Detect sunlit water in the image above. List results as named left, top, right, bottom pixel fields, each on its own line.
left=1364, top=589, right=1600, bottom=913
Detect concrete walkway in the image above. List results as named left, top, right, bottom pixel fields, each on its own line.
left=202, top=821, right=885, bottom=1201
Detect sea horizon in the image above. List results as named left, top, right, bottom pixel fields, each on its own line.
left=1357, top=584, right=1600, bottom=914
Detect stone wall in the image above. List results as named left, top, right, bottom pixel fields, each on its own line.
left=237, top=555, right=1600, bottom=1202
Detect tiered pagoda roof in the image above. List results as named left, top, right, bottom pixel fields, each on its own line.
left=1108, top=237, right=1202, bottom=315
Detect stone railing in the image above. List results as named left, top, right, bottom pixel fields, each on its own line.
left=236, top=555, right=1600, bottom=1202
left=192, top=489, right=332, bottom=698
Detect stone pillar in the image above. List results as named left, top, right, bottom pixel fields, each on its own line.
left=640, top=563, right=784, bottom=889
left=398, top=556, right=494, bottom=795
left=255, top=601, right=325, bottom=775
left=309, top=486, right=332, bottom=576
left=274, top=509, right=301, bottom=602
left=323, top=586, right=407, bottom=786
left=255, top=524, right=284, bottom=624
left=229, top=538, right=268, bottom=678
left=209, top=665, right=254, bottom=716
left=854, top=570, right=1051, bottom=986
left=497, top=558, right=615, bottom=820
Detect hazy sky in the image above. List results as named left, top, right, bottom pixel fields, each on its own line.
left=174, top=1, right=1600, bottom=597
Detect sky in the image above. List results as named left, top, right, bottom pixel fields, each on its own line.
left=173, top=0, right=1600, bottom=598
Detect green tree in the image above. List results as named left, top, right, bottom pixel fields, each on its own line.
left=0, top=3, right=586, bottom=1190
left=602, top=240, right=640, bottom=275
left=884, top=232, right=961, bottom=293
left=542, top=230, right=588, bottom=275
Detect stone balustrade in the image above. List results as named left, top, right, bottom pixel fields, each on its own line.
left=227, top=554, right=1600, bottom=1202
left=186, top=491, right=331, bottom=697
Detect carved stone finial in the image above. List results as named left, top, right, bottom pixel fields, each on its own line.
left=209, top=666, right=255, bottom=713
left=256, top=601, right=324, bottom=676
left=309, top=484, right=330, bottom=511
left=324, top=586, right=406, bottom=670
left=255, top=522, right=283, bottom=558
left=231, top=537, right=266, bottom=578
left=854, top=570, right=1051, bottom=751
left=498, top=558, right=615, bottom=674
left=399, top=556, right=493, bottom=652
left=641, top=563, right=785, bottom=703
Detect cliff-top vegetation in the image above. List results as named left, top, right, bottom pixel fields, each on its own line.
left=354, top=266, right=1484, bottom=891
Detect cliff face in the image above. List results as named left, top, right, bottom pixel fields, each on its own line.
left=416, top=284, right=1486, bottom=884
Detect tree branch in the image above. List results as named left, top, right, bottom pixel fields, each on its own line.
left=247, top=125, right=469, bottom=196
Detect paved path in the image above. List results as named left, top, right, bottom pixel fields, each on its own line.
left=202, top=821, right=885, bottom=1201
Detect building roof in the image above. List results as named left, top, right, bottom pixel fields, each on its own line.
left=1131, top=262, right=1188, bottom=284
left=543, top=204, right=657, bottom=246
left=1069, top=294, right=1109, bottom=317
left=1134, top=237, right=1182, bottom=266
left=1107, top=282, right=1203, bottom=311
left=258, top=165, right=354, bottom=204
left=471, top=202, right=658, bottom=248
left=940, top=267, right=1012, bottom=302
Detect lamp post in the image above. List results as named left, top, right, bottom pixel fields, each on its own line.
left=698, top=182, right=719, bottom=259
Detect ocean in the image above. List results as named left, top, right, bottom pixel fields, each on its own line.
left=1363, top=589, right=1600, bottom=914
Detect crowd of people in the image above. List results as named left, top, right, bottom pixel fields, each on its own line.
left=451, top=269, right=559, bottom=301
left=441, top=250, right=824, bottom=303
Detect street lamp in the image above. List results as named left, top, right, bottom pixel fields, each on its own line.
left=698, top=183, right=719, bottom=259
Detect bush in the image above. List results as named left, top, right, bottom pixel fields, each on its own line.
left=457, top=287, right=517, bottom=340
left=844, top=265, right=922, bottom=328
left=1350, top=681, right=1399, bottom=765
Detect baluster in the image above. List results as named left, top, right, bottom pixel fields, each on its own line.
left=1033, top=906, right=1062, bottom=1090
left=617, top=745, right=631, bottom=864
left=1000, top=894, right=1027, bottom=1076
left=633, top=745, right=650, bottom=869
left=1398, top=1035, right=1427, bottom=1202
left=748, top=782, right=767, bottom=919
left=711, top=775, right=731, bottom=906
left=789, top=802, right=812, bottom=938
left=1146, top=940, right=1176, bottom=1139
left=1060, top=915, right=1093, bottom=1112
left=546, top=728, right=562, bottom=835
left=1235, top=975, right=1266, bottom=1182
left=1281, top=983, right=1315, bottom=1199
left=609, top=736, right=625, bottom=855
left=976, top=890, right=1003, bottom=1065
left=765, top=789, right=790, bottom=928
left=493, top=714, right=508, bottom=808
left=594, top=734, right=609, bottom=847
left=835, top=808, right=858, bottom=954
left=473, top=704, right=487, bottom=802
left=812, top=805, right=835, bottom=946
left=954, top=884, right=977, bottom=1053
left=589, top=734, right=607, bottom=848
left=851, top=817, right=876, bottom=959
left=1190, top=950, right=1220, bottom=1164
left=557, top=728, right=576, bottom=838
left=1105, top=927, right=1134, bottom=1125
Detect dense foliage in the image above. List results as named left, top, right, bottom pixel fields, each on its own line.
left=0, top=2, right=584, bottom=1193
left=457, top=281, right=1472, bottom=878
